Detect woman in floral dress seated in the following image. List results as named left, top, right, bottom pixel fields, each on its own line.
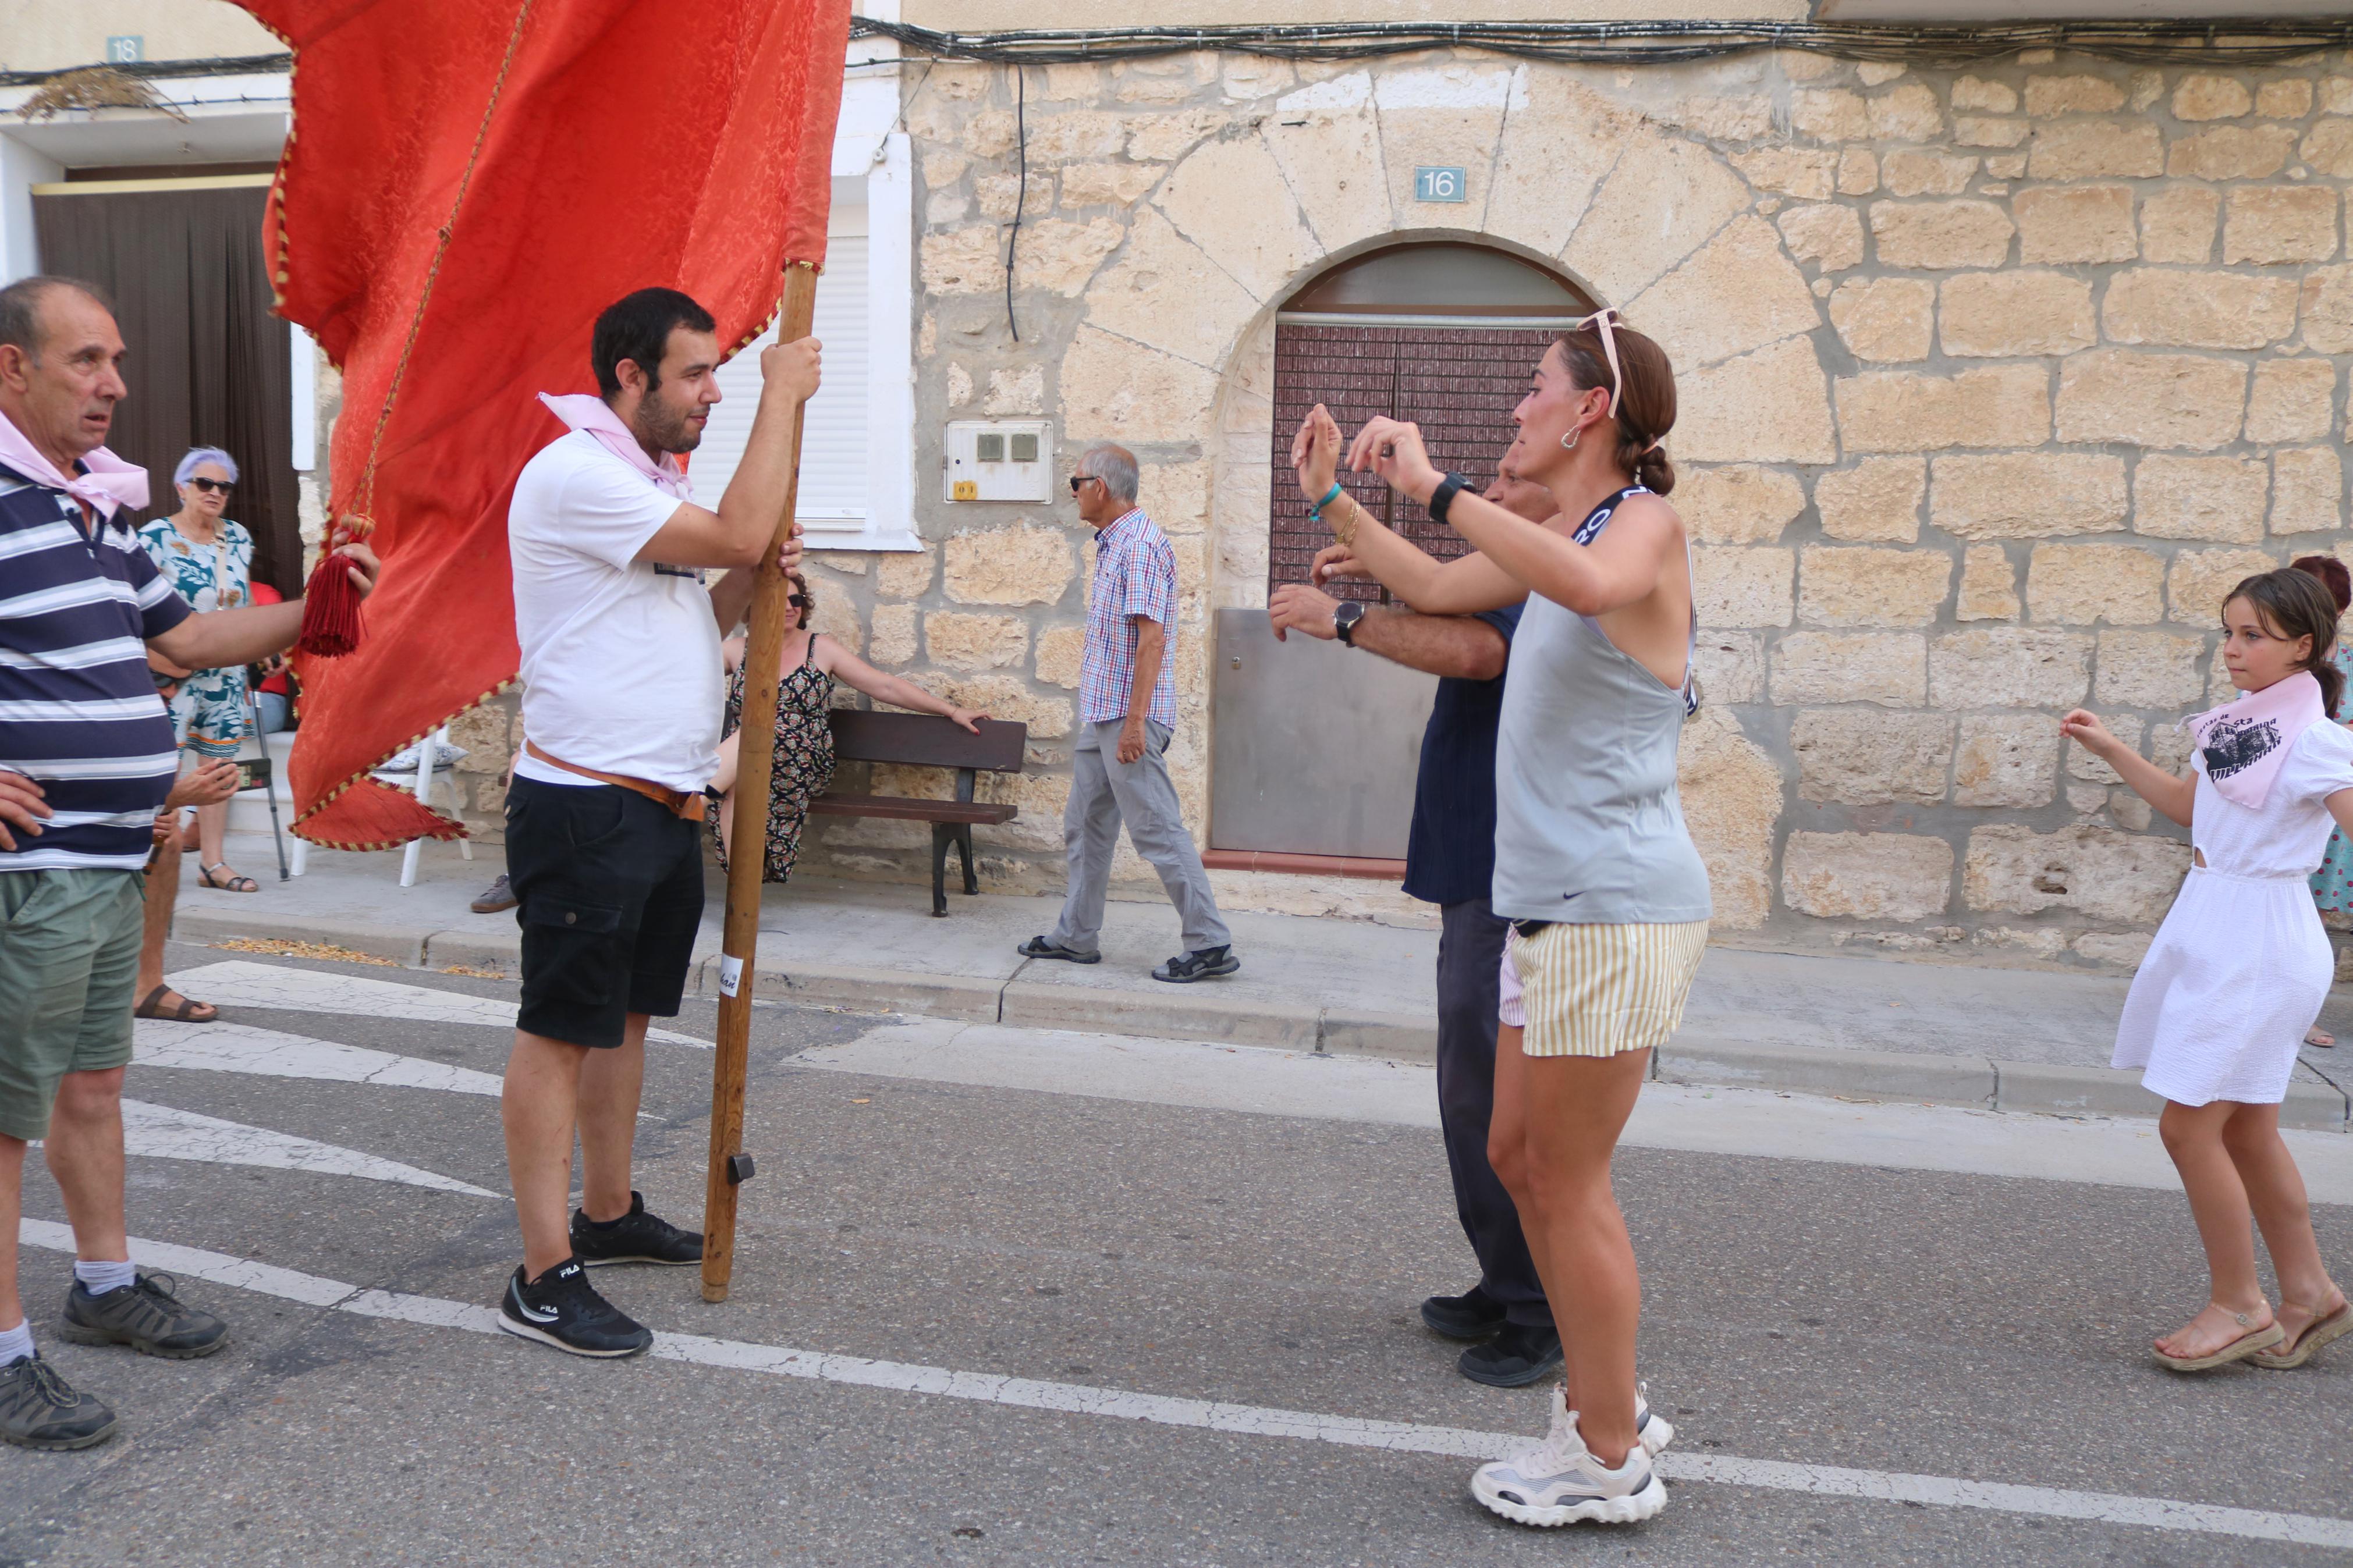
left=709, top=571, right=986, bottom=884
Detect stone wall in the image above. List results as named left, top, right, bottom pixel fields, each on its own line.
left=487, top=44, right=2353, bottom=964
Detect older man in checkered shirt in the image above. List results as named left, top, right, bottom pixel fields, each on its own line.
left=1020, top=444, right=1237, bottom=983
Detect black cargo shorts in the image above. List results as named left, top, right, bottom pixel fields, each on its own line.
left=506, top=773, right=704, bottom=1048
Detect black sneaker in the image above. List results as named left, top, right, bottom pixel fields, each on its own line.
left=0, top=1354, right=116, bottom=1450
left=1460, top=1321, right=1564, bottom=1388
left=570, top=1190, right=702, bottom=1267
left=1421, top=1284, right=1509, bottom=1341
left=496, top=1258, right=652, bottom=1358
left=1018, top=936, right=1101, bottom=964
left=61, top=1272, right=228, bottom=1359
left=1152, top=945, right=1240, bottom=983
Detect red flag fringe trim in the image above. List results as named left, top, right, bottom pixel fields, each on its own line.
left=296, top=546, right=367, bottom=657
left=289, top=680, right=512, bottom=851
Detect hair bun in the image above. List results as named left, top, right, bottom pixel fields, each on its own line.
left=2291, top=553, right=2352, bottom=614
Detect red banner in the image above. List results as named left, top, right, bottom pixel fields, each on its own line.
left=244, top=0, right=850, bottom=847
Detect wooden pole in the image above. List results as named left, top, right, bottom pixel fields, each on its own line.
left=701, top=264, right=820, bottom=1304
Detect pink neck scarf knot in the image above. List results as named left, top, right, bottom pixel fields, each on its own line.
left=537, top=393, right=692, bottom=500
left=0, top=407, right=148, bottom=520
left=2185, top=668, right=2326, bottom=810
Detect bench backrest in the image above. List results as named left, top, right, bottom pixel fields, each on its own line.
left=828, top=710, right=1028, bottom=772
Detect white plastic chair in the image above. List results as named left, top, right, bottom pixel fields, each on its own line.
left=398, top=724, right=474, bottom=888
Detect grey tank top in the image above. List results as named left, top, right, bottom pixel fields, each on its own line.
left=1490, top=486, right=1713, bottom=926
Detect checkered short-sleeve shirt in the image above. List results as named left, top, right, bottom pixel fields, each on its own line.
left=1078, top=508, right=1180, bottom=728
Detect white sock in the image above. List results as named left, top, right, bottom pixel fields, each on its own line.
left=0, top=1319, right=33, bottom=1364
left=74, top=1259, right=136, bottom=1296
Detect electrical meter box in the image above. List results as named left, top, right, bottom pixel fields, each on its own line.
left=943, top=419, right=1052, bottom=503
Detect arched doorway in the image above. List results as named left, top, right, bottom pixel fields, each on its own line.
left=1209, top=243, right=1595, bottom=870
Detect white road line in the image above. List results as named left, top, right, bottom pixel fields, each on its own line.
left=134, top=1018, right=506, bottom=1097
left=799, top=1021, right=2353, bottom=1203
left=166, top=961, right=709, bottom=1046
left=19, top=1221, right=2349, bottom=1552
left=112, top=1101, right=497, bottom=1196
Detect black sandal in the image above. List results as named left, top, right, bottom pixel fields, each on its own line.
left=134, top=986, right=218, bottom=1023
left=198, top=862, right=258, bottom=893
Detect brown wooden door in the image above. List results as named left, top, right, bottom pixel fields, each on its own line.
left=1268, top=322, right=1560, bottom=601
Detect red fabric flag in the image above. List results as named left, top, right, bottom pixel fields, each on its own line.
left=243, top=0, right=851, bottom=848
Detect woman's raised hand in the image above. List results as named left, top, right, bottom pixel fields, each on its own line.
left=1344, top=416, right=1441, bottom=503
left=2059, top=709, right=2120, bottom=757
left=1290, top=404, right=1342, bottom=502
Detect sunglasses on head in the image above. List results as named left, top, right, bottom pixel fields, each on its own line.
left=186, top=478, right=234, bottom=495
left=1068, top=474, right=1101, bottom=493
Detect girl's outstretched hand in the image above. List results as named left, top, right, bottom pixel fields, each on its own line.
left=1344, top=415, right=1442, bottom=503
left=2060, top=708, right=2118, bottom=756
left=1291, top=404, right=1342, bottom=503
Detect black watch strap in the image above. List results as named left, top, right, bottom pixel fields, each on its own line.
left=1428, top=472, right=1471, bottom=525
left=1333, top=600, right=1365, bottom=646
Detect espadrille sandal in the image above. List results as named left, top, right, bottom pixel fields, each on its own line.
left=2251, top=1297, right=2351, bottom=1371
left=2153, top=1308, right=2284, bottom=1373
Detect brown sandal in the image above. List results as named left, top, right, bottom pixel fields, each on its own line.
left=198, top=862, right=258, bottom=893
left=2153, top=1307, right=2285, bottom=1372
left=134, top=986, right=218, bottom=1023
left=2251, top=1297, right=2352, bottom=1370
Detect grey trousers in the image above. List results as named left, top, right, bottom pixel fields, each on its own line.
left=1047, top=718, right=1231, bottom=955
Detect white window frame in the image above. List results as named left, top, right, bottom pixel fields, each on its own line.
left=819, top=126, right=915, bottom=552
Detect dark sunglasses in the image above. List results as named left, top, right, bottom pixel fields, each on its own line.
left=787, top=593, right=811, bottom=610
left=1068, top=474, right=1102, bottom=494
left=186, top=478, right=235, bottom=495
left=150, top=668, right=180, bottom=693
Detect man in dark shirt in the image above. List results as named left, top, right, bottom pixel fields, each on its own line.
left=1267, top=470, right=1559, bottom=1388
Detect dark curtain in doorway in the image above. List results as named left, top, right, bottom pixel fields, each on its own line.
left=33, top=184, right=304, bottom=596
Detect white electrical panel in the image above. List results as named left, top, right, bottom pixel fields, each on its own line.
left=943, top=419, right=1052, bottom=503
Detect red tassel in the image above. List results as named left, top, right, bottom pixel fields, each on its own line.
left=298, top=516, right=371, bottom=658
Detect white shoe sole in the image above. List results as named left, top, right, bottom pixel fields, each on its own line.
left=495, top=1313, right=651, bottom=1359
left=1472, top=1470, right=1667, bottom=1527
left=576, top=1253, right=701, bottom=1268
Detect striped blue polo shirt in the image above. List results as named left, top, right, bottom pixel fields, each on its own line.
left=0, top=460, right=191, bottom=873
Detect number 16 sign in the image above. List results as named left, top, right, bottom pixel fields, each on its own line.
left=1414, top=165, right=1468, bottom=203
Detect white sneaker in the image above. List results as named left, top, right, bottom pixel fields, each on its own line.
left=1505, top=1385, right=1675, bottom=1466
left=1474, top=1396, right=1667, bottom=1528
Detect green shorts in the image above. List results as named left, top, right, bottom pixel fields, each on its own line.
left=0, top=868, right=145, bottom=1142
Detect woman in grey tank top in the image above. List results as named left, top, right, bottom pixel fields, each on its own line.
left=1289, top=311, right=1702, bottom=1529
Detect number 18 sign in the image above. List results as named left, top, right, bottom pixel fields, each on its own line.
left=1414, top=165, right=1468, bottom=203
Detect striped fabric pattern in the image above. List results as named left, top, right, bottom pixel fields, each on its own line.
left=1078, top=507, right=1180, bottom=728
left=1507, top=919, right=1710, bottom=1058
left=0, top=467, right=191, bottom=873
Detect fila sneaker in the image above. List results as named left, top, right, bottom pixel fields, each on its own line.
left=496, top=1258, right=652, bottom=1359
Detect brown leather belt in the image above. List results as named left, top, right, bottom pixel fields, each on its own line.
left=524, top=741, right=708, bottom=822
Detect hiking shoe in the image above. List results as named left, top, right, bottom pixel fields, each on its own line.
left=0, top=1354, right=116, bottom=1450
left=1152, top=946, right=1240, bottom=983
left=496, top=1258, right=652, bottom=1359
left=471, top=873, right=517, bottom=914
left=1421, top=1285, right=1508, bottom=1341
left=1472, top=1393, right=1666, bottom=1527
left=571, top=1190, right=702, bottom=1267
left=1460, top=1322, right=1564, bottom=1387
left=1017, top=936, right=1099, bottom=964
left=61, top=1272, right=228, bottom=1359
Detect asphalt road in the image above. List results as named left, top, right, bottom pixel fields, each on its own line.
left=2, top=941, right=2347, bottom=1566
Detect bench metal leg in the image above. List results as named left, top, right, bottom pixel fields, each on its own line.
left=929, top=823, right=953, bottom=918
left=956, top=823, right=978, bottom=895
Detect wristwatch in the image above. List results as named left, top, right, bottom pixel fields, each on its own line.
left=1333, top=600, right=1367, bottom=647
left=1427, top=471, right=1471, bottom=525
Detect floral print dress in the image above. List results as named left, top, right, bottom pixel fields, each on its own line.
left=137, top=517, right=254, bottom=759
left=713, top=633, right=836, bottom=885
left=2309, top=639, right=2353, bottom=913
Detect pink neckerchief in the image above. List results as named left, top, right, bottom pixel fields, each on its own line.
left=2186, top=669, right=2326, bottom=811
left=0, top=406, right=149, bottom=519
left=536, top=393, right=691, bottom=500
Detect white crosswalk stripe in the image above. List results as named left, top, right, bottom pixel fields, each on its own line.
left=166, top=961, right=711, bottom=1046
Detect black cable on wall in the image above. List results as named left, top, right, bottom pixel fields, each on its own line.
left=851, top=16, right=2353, bottom=69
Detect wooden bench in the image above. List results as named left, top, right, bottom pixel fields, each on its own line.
left=808, top=710, right=1030, bottom=916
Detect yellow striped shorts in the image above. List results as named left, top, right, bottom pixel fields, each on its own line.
left=1499, top=919, right=1710, bottom=1059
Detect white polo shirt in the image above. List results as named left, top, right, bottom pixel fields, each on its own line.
left=508, top=430, right=721, bottom=794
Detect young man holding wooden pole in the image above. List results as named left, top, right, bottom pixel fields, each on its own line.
left=496, top=287, right=817, bottom=1358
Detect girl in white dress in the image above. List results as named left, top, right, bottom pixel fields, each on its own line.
left=2063, top=567, right=2350, bottom=1374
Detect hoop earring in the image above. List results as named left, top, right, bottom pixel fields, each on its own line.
left=1560, top=425, right=1581, bottom=453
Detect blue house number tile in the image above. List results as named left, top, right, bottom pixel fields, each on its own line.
left=1414, top=166, right=1468, bottom=203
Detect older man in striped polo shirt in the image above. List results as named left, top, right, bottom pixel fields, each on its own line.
left=0, top=276, right=379, bottom=1450
left=1019, top=443, right=1236, bottom=984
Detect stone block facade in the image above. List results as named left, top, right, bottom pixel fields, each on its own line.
left=424, top=44, right=2353, bottom=964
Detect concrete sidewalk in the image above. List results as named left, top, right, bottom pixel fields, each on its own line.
left=171, top=831, right=2351, bottom=1130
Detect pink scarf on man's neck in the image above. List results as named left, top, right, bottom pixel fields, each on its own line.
left=2185, top=668, right=2327, bottom=810
left=537, top=393, right=691, bottom=500
left=0, top=406, right=149, bottom=519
